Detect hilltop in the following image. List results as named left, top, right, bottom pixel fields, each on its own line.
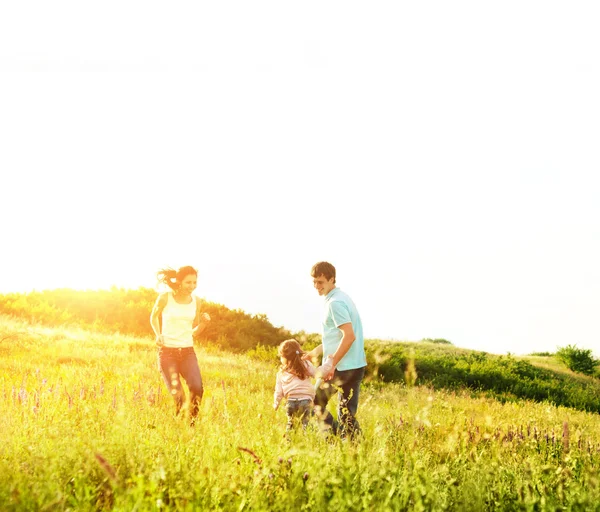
left=1, top=287, right=599, bottom=417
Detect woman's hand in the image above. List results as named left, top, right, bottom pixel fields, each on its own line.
left=192, top=313, right=211, bottom=339
left=156, top=334, right=165, bottom=347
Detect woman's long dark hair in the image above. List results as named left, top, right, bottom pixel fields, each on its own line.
left=278, top=339, right=310, bottom=380
left=156, top=266, right=197, bottom=291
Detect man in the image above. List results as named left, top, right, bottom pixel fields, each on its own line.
left=304, top=261, right=367, bottom=439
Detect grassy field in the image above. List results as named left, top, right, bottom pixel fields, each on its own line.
left=3, top=315, right=600, bottom=511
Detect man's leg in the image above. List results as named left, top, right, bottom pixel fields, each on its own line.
left=314, top=380, right=339, bottom=435
left=337, top=366, right=366, bottom=439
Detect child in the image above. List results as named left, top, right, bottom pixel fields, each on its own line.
left=273, top=339, right=333, bottom=431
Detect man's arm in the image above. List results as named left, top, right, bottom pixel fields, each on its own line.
left=323, top=322, right=355, bottom=381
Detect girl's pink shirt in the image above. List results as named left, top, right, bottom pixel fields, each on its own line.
left=273, top=359, right=333, bottom=409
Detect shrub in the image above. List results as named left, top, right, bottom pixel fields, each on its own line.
left=421, top=338, right=453, bottom=345
left=0, top=288, right=291, bottom=352
left=556, top=344, right=599, bottom=376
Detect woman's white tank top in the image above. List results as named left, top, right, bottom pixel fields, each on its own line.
left=161, top=292, right=196, bottom=348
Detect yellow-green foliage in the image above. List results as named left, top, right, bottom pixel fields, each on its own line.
left=365, top=340, right=600, bottom=414
left=3, top=316, right=600, bottom=511
left=248, top=340, right=600, bottom=416
left=0, top=288, right=291, bottom=351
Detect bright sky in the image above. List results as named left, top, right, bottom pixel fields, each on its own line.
left=1, top=1, right=599, bottom=357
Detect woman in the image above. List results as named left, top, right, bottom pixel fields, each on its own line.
left=150, top=265, right=211, bottom=423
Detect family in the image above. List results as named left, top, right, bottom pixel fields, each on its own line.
left=150, top=261, right=367, bottom=439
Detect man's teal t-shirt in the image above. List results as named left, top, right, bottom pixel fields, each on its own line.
left=322, top=287, right=367, bottom=371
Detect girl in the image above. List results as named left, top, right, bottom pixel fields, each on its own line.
left=150, top=265, right=211, bottom=424
left=273, top=339, right=332, bottom=431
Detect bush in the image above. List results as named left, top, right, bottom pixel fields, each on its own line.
left=556, top=344, right=599, bottom=376
left=364, top=340, right=600, bottom=414
left=0, top=288, right=291, bottom=352
left=421, top=338, right=453, bottom=345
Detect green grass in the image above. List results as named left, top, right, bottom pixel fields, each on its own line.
left=3, top=316, right=600, bottom=511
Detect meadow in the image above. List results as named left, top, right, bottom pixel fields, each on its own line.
left=3, top=315, right=600, bottom=511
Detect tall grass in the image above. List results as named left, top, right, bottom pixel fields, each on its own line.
left=3, top=316, right=600, bottom=511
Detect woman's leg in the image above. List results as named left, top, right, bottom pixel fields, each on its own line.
left=157, top=348, right=185, bottom=415
left=178, top=348, right=204, bottom=420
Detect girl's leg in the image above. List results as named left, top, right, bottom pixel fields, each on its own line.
left=299, top=401, right=312, bottom=430
left=286, top=400, right=313, bottom=431
left=158, top=348, right=185, bottom=415
left=286, top=401, right=298, bottom=431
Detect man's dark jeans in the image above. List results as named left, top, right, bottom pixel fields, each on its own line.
left=158, top=347, right=204, bottom=419
left=314, top=366, right=366, bottom=439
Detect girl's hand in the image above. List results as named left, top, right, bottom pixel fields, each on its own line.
left=301, top=349, right=313, bottom=361
left=156, top=334, right=165, bottom=347
left=201, top=312, right=211, bottom=322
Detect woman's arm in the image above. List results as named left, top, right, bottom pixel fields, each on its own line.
left=192, top=297, right=211, bottom=338
left=150, top=293, right=168, bottom=345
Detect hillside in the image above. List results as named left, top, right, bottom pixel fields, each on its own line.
left=2, top=315, right=600, bottom=510
left=1, top=287, right=599, bottom=416
left=360, top=340, right=600, bottom=414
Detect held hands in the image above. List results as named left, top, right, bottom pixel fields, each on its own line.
left=316, top=355, right=335, bottom=381
left=156, top=334, right=165, bottom=347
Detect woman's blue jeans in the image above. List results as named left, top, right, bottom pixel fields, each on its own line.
left=158, top=347, right=204, bottom=420
left=314, top=366, right=366, bottom=439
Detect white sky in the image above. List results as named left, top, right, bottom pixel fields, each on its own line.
left=1, top=1, right=599, bottom=356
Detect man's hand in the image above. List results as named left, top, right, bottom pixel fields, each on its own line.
left=316, top=356, right=335, bottom=380
left=323, top=367, right=336, bottom=381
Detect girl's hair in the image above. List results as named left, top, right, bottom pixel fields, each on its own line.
left=156, top=266, right=198, bottom=291
left=278, top=339, right=310, bottom=380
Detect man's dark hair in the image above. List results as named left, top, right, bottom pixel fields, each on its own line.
left=311, top=261, right=336, bottom=284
